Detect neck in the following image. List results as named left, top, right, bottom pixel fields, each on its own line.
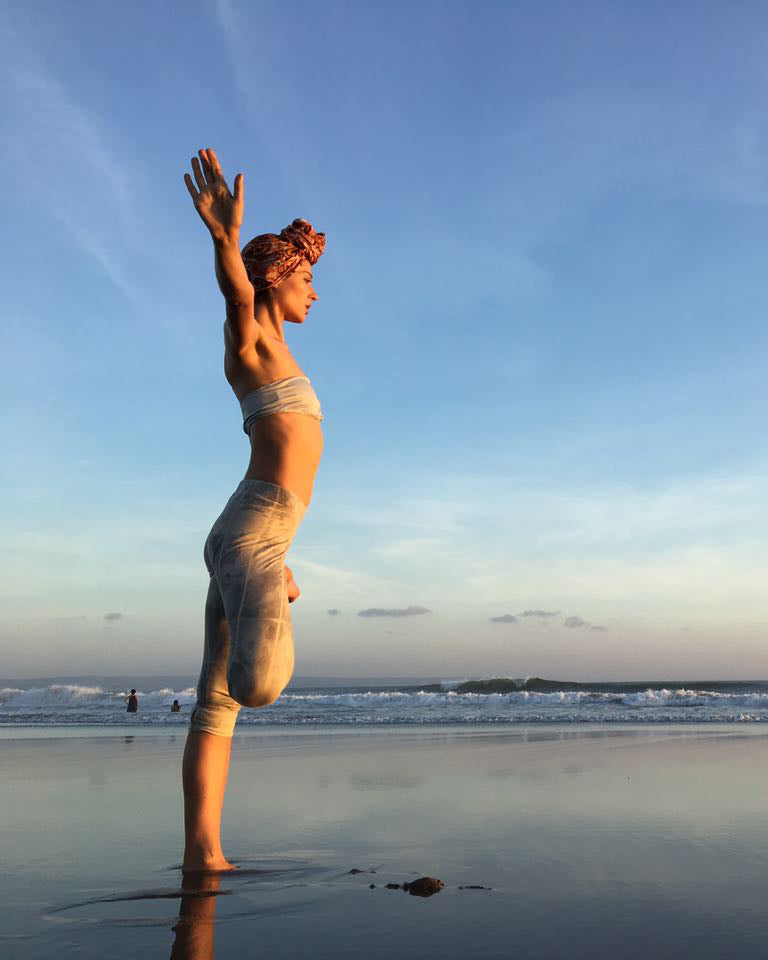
left=253, top=299, right=286, bottom=342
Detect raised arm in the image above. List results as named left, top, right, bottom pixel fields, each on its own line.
left=183, top=148, right=258, bottom=346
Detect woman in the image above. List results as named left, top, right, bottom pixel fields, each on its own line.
left=181, top=148, right=325, bottom=872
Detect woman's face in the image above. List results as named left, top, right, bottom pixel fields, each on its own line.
left=274, top=258, right=318, bottom=324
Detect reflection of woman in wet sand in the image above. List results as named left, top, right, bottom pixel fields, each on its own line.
left=181, top=148, right=325, bottom=872
left=170, top=873, right=221, bottom=960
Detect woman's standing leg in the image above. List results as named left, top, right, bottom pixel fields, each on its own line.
left=182, top=731, right=233, bottom=872
left=182, top=576, right=240, bottom=872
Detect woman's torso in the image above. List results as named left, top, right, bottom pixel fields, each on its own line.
left=224, top=325, right=323, bottom=508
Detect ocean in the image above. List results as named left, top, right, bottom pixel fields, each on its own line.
left=3, top=674, right=768, bottom=726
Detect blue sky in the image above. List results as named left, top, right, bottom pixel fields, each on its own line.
left=2, top=0, right=767, bottom=678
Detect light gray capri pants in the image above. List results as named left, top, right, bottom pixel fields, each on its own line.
left=190, top=479, right=306, bottom=737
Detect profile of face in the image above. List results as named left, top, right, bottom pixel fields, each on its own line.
left=269, top=259, right=318, bottom=324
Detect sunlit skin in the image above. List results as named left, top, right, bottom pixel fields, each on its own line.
left=181, top=148, right=319, bottom=872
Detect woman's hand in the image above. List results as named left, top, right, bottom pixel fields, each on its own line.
left=183, top=148, right=244, bottom=242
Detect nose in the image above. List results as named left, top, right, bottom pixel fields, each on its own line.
left=309, top=289, right=318, bottom=302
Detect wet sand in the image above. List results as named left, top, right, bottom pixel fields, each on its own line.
left=2, top=724, right=768, bottom=959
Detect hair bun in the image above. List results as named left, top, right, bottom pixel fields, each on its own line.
left=279, top=218, right=326, bottom=265
left=241, top=217, right=327, bottom=293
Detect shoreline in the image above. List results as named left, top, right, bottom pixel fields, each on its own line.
left=3, top=720, right=768, bottom=740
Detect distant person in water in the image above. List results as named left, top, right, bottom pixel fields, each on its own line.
left=171, top=700, right=181, bottom=713
left=181, top=147, right=325, bottom=873
left=125, top=689, right=138, bottom=713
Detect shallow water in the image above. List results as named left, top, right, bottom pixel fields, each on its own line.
left=2, top=725, right=767, bottom=958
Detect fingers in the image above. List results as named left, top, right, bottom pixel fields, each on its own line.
left=199, top=148, right=217, bottom=184
left=183, top=172, right=198, bottom=199
left=206, top=147, right=223, bottom=178
left=185, top=147, right=234, bottom=208
left=206, top=148, right=237, bottom=201
left=191, top=156, right=207, bottom=191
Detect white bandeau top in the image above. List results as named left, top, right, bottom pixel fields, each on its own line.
left=240, top=375, right=323, bottom=434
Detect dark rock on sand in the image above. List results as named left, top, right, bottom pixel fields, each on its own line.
left=385, top=883, right=401, bottom=890
left=403, top=877, right=444, bottom=897
left=459, top=884, right=491, bottom=890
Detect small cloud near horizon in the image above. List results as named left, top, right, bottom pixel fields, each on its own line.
left=520, top=609, right=559, bottom=617
left=490, top=614, right=519, bottom=624
left=357, top=606, right=431, bottom=618
left=327, top=609, right=341, bottom=616
left=563, top=616, right=588, bottom=629
left=104, top=612, right=123, bottom=622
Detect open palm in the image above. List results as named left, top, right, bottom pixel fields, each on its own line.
left=184, top=148, right=244, bottom=241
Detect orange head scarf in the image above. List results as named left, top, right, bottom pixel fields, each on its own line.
left=241, top=218, right=326, bottom=294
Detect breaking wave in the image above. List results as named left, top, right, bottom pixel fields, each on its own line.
left=2, top=677, right=768, bottom=725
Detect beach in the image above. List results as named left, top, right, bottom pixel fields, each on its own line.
left=2, top=724, right=768, bottom=959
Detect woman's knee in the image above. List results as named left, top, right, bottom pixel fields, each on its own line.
left=227, top=669, right=288, bottom=708
left=189, top=702, right=239, bottom=737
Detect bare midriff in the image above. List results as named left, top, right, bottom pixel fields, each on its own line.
left=226, top=333, right=323, bottom=509
left=243, top=413, right=323, bottom=508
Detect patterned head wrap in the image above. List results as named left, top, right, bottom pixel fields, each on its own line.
left=241, top=218, right=326, bottom=294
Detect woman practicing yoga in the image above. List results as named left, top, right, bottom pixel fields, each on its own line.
left=181, top=147, right=325, bottom=872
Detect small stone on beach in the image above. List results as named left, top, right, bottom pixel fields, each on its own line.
left=403, top=877, right=444, bottom=897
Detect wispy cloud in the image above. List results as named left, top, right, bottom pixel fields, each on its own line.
left=104, top=612, right=123, bottom=622
left=212, top=0, right=252, bottom=105
left=315, top=462, right=768, bottom=623
left=489, top=93, right=768, bottom=247
left=0, top=27, right=150, bottom=300
left=490, top=614, right=519, bottom=624
left=294, top=558, right=388, bottom=600
left=210, top=0, right=292, bottom=186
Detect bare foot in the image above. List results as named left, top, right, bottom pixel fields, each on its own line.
left=284, top=565, right=300, bottom=603
left=181, top=854, right=238, bottom=874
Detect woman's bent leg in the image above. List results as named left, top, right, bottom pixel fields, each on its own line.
left=225, top=552, right=295, bottom=707
left=215, top=497, right=301, bottom=707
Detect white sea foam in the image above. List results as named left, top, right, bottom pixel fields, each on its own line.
left=0, top=684, right=197, bottom=711
left=2, top=680, right=768, bottom=725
